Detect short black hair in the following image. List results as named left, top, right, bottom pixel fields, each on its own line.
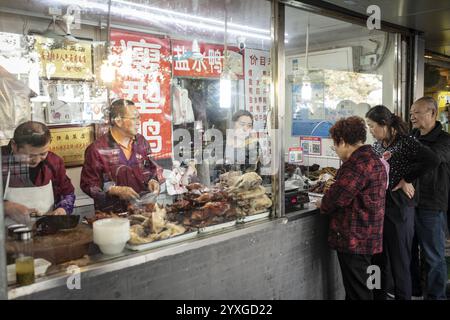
left=110, top=99, right=135, bottom=124
left=13, top=121, right=51, bottom=148
left=232, top=110, right=254, bottom=124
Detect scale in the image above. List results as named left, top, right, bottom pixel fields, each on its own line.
left=284, top=180, right=310, bottom=213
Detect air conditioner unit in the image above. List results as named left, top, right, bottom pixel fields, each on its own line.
left=286, top=46, right=362, bottom=78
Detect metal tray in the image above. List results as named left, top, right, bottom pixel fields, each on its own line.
left=197, top=220, right=237, bottom=234
left=126, top=231, right=198, bottom=251
left=237, top=211, right=270, bottom=223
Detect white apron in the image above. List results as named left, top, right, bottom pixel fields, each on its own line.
left=3, top=169, right=55, bottom=225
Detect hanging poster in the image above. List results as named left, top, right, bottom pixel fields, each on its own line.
left=110, top=29, right=172, bottom=160
left=244, top=48, right=270, bottom=131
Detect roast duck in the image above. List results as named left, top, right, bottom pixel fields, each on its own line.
left=166, top=183, right=237, bottom=229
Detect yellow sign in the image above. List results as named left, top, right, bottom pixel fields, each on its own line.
left=49, top=126, right=94, bottom=167
left=437, top=91, right=450, bottom=111
left=35, top=36, right=93, bottom=80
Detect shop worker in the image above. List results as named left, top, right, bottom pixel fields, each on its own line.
left=223, top=110, right=260, bottom=173
left=410, top=96, right=450, bottom=300
left=316, top=116, right=387, bottom=300
left=81, top=99, right=163, bottom=213
left=2, top=121, right=75, bottom=225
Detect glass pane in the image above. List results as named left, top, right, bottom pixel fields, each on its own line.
left=284, top=6, right=396, bottom=202
left=0, top=0, right=275, bottom=289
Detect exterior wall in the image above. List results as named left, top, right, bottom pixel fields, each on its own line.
left=17, top=212, right=345, bottom=300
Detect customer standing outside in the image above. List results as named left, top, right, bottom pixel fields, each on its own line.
left=366, top=105, right=439, bottom=300
left=317, top=116, right=387, bottom=300
left=410, top=96, right=450, bottom=300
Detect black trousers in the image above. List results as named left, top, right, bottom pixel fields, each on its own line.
left=337, top=252, right=374, bottom=300
left=374, top=206, right=415, bottom=300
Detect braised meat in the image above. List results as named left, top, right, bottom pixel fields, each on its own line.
left=186, top=183, right=203, bottom=191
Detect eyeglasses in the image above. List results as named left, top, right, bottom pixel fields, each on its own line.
left=121, top=116, right=140, bottom=121
left=238, top=121, right=253, bottom=128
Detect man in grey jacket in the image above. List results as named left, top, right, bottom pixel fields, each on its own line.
left=410, top=96, right=450, bottom=300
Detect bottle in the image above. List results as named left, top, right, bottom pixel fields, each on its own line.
left=13, top=227, right=35, bottom=286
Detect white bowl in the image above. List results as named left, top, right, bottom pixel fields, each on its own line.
left=93, top=218, right=130, bottom=255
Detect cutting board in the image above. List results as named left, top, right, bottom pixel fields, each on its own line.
left=6, top=224, right=93, bottom=265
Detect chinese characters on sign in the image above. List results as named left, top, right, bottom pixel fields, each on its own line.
left=34, top=36, right=93, bottom=80
left=245, top=49, right=272, bottom=173
left=49, top=126, right=94, bottom=167
left=110, top=29, right=172, bottom=160
left=244, top=48, right=270, bottom=130
left=172, top=40, right=243, bottom=78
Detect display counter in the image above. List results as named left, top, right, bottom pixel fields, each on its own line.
left=9, top=204, right=344, bottom=300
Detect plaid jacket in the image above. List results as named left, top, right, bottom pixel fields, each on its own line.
left=321, top=145, right=387, bottom=255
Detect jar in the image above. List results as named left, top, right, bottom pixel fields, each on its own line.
left=13, top=227, right=35, bottom=286
left=7, top=224, right=27, bottom=239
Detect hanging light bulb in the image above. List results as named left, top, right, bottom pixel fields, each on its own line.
left=220, top=71, right=232, bottom=109
left=220, top=1, right=232, bottom=109
left=301, top=74, right=312, bottom=101
left=100, top=59, right=115, bottom=83
left=301, top=16, right=312, bottom=103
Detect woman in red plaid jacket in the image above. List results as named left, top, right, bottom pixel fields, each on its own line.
left=317, top=116, right=388, bottom=300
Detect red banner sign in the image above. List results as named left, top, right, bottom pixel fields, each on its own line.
left=110, top=29, right=172, bottom=160
left=172, top=40, right=243, bottom=78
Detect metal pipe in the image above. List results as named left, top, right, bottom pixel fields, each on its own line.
left=271, top=0, right=286, bottom=218
left=0, top=152, right=7, bottom=300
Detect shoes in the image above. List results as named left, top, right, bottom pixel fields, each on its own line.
left=387, top=292, right=395, bottom=300
left=411, top=295, right=424, bottom=300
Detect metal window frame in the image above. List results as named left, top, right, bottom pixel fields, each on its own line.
left=0, top=0, right=421, bottom=299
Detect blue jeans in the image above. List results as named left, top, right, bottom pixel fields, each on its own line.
left=415, top=209, right=448, bottom=300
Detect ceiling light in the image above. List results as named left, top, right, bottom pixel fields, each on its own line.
left=50, top=0, right=274, bottom=41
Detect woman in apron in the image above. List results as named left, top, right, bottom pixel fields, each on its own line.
left=2, top=121, right=75, bottom=225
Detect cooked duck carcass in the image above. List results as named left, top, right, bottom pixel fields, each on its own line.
left=186, top=183, right=203, bottom=191
left=201, top=202, right=230, bottom=216
left=229, top=172, right=262, bottom=192
left=172, top=199, right=192, bottom=211
left=191, top=210, right=210, bottom=221
left=150, top=205, right=166, bottom=234
left=129, top=225, right=151, bottom=245
left=165, top=222, right=186, bottom=236
left=211, top=190, right=229, bottom=202
left=193, top=192, right=215, bottom=204
left=239, top=185, right=266, bottom=200
left=224, top=207, right=238, bottom=219
left=219, top=171, right=242, bottom=187
left=128, top=214, right=147, bottom=225
left=183, top=216, right=193, bottom=226
left=251, top=194, right=273, bottom=212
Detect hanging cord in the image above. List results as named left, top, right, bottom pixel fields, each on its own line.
left=305, top=15, right=309, bottom=73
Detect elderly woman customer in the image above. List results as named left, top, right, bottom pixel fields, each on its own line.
left=317, top=116, right=388, bottom=300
